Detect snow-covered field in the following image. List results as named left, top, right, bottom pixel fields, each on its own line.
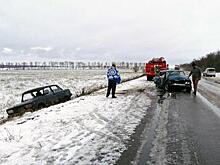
left=0, top=77, right=154, bottom=165
left=0, top=69, right=143, bottom=117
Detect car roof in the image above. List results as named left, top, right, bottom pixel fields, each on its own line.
left=22, top=85, right=59, bottom=94
left=206, top=68, right=215, bottom=70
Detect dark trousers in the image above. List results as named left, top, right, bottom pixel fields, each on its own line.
left=192, top=77, right=200, bottom=92
left=106, top=79, right=116, bottom=97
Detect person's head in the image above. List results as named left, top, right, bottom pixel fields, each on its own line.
left=191, top=61, right=196, bottom=68
left=112, top=63, right=116, bottom=67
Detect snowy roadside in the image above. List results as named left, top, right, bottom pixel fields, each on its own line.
left=0, top=77, right=154, bottom=165
left=202, top=72, right=220, bottom=84
left=0, top=69, right=143, bottom=117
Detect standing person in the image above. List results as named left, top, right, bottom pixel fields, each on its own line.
left=188, top=62, right=201, bottom=95
left=106, top=63, right=121, bottom=98
left=154, top=65, right=160, bottom=76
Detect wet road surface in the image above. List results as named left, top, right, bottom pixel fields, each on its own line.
left=117, top=79, right=220, bottom=165
left=165, top=92, right=220, bottom=165
left=199, top=78, right=220, bottom=109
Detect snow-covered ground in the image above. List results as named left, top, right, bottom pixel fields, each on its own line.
left=203, top=72, right=220, bottom=84
left=217, top=73, right=220, bottom=83
left=0, top=69, right=143, bottom=117
left=0, top=77, right=154, bottom=165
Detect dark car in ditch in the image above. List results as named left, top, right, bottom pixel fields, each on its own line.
left=6, top=85, right=72, bottom=116
left=154, top=70, right=192, bottom=93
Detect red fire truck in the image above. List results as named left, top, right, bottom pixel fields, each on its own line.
left=145, top=57, right=168, bottom=81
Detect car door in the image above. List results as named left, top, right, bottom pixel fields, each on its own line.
left=50, top=85, right=66, bottom=102
left=32, top=90, right=47, bottom=108
left=43, top=87, right=59, bottom=106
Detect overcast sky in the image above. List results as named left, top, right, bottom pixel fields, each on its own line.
left=0, top=0, right=220, bottom=64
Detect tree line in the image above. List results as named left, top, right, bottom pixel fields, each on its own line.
left=0, top=61, right=145, bottom=71
left=180, top=51, right=220, bottom=72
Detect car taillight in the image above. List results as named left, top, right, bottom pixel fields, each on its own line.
left=7, top=109, right=14, bottom=114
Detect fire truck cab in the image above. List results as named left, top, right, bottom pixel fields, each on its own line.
left=145, top=57, right=168, bottom=81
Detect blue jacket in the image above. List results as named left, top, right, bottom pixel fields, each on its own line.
left=107, top=66, right=121, bottom=84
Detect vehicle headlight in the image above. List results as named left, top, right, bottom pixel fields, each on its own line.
left=7, top=109, right=14, bottom=114
left=185, top=81, right=190, bottom=84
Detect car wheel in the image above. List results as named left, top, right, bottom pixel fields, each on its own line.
left=186, top=87, right=192, bottom=93
left=64, top=96, right=70, bottom=101
left=60, top=96, right=70, bottom=103
left=38, top=103, right=46, bottom=109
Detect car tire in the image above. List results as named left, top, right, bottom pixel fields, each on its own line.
left=186, top=87, right=192, bottom=93
left=60, top=96, right=70, bottom=103
left=38, top=103, right=46, bottom=109
left=64, top=96, right=71, bottom=101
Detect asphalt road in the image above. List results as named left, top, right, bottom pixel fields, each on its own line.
left=117, top=79, right=220, bottom=165
left=199, top=78, right=220, bottom=109
left=165, top=92, right=220, bottom=165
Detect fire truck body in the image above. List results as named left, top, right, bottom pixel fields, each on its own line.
left=145, top=57, right=168, bottom=80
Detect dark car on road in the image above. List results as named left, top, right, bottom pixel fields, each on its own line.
left=154, top=70, right=192, bottom=93
left=6, top=85, right=72, bottom=116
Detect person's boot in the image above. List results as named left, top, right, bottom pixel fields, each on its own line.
left=112, top=96, right=117, bottom=98
left=193, top=91, right=196, bottom=95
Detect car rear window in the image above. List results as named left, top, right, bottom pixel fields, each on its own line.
left=208, top=69, right=215, bottom=72
left=22, top=93, right=35, bottom=101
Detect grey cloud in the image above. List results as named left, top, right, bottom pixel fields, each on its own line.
left=0, top=0, right=220, bottom=64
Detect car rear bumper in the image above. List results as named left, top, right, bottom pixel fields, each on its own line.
left=172, top=83, right=188, bottom=86
left=206, top=73, right=216, bottom=76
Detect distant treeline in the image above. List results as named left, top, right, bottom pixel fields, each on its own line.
left=0, top=61, right=145, bottom=71
left=180, top=51, right=220, bottom=72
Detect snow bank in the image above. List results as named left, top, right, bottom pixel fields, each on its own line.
left=0, top=77, right=154, bottom=165
left=0, top=69, right=143, bottom=117
left=203, top=72, right=220, bottom=84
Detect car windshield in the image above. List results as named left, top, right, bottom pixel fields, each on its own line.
left=169, top=71, right=185, bottom=76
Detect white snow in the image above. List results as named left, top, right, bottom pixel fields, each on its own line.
left=0, top=77, right=154, bottom=165
left=147, top=98, right=169, bottom=165
left=204, top=72, right=220, bottom=84
left=30, top=47, right=53, bottom=51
